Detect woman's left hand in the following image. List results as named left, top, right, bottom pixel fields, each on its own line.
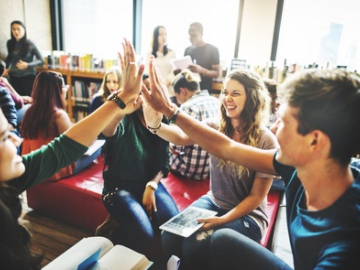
left=16, top=60, right=28, bottom=69
left=142, top=187, right=157, bottom=220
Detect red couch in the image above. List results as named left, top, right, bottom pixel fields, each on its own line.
left=26, top=156, right=282, bottom=248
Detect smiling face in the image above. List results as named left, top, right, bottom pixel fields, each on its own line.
left=221, top=78, right=247, bottom=123
left=0, top=110, right=24, bottom=182
left=11, top=23, right=25, bottom=41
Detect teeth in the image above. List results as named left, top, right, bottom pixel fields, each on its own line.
left=227, top=106, right=236, bottom=109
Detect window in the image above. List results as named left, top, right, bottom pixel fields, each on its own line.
left=277, top=0, right=360, bottom=72
left=63, top=0, right=133, bottom=59
left=140, top=0, right=240, bottom=66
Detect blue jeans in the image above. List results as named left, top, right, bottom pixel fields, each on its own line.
left=102, top=182, right=179, bottom=255
left=210, top=228, right=293, bottom=270
left=161, top=195, right=262, bottom=270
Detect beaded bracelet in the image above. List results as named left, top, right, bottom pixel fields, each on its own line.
left=147, top=122, right=162, bottom=134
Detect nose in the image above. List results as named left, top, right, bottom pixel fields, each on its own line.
left=9, top=132, right=23, bottom=147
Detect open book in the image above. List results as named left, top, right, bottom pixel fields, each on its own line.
left=42, top=236, right=153, bottom=270
left=160, top=206, right=217, bottom=237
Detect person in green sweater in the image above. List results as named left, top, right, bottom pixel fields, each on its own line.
left=0, top=39, right=145, bottom=270
left=95, top=70, right=179, bottom=261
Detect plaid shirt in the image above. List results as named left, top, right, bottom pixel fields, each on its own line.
left=170, top=90, right=220, bottom=180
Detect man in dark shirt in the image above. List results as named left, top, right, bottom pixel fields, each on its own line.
left=184, top=22, right=220, bottom=91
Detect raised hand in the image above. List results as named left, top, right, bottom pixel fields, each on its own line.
left=141, top=85, right=162, bottom=129
left=141, top=56, right=173, bottom=117
left=119, top=38, right=144, bottom=104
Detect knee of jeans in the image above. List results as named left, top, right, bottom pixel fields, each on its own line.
left=161, top=231, right=183, bottom=257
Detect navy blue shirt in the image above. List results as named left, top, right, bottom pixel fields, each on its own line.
left=273, top=153, right=360, bottom=269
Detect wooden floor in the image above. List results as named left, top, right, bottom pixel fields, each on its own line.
left=20, top=191, right=92, bottom=268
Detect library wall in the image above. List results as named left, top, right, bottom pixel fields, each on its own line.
left=0, top=0, right=52, bottom=61
left=239, top=0, right=278, bottom=65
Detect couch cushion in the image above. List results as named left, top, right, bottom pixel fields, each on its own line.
left=26, top=157, right=108, bottom=233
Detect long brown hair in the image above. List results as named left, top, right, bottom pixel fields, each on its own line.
left=97, top=66, right=122, bottom=102
left=219, top=69, right=270, bottom=176
left=21, top=71, right=66, bottom=139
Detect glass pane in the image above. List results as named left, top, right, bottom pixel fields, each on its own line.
left=277, top=0, right=360, bottom=72
left=140, top=0, right=239, bottom=66
left=63, top=0, right=133, bottom=59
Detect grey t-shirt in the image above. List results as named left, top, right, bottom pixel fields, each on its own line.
left=207, top=127, right=278, bottom=235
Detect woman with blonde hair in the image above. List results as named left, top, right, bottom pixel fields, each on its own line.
left=143, top=68, right=278, bottom=269
left=89, top=66, right=122, bottom=113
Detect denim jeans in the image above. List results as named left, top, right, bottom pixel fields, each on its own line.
left=210, top=228, right=293, bottom=270
left=161, top=195, right=262, bottom=270
left=102, top=182, right=179, bottom=254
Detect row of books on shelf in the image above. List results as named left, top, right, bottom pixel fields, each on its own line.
left=43, top=51, right=118, bottom=72
left=231, top=59, right=359, bottom=83
left=70, top=80, right=101, bottom=107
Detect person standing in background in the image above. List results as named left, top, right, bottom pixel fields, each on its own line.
left=185, top=22, right=220, bottom=92
left=4, top=20, right=44, bottom=97
left=145, top=25, right=176, bottom=103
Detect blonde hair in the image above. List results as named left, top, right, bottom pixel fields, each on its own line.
left=98, top=66, right=122, bottom=102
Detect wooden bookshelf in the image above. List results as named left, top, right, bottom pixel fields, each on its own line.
left=37, top=67, right=105, bottom=121
left=37, top=67, right=223, bottom=121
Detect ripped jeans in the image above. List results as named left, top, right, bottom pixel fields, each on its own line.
left=102, top=183, right=178, bottom=255
left=161, top=195, right=261, bottom=270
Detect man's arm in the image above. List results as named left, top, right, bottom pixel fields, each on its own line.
left=173, top=111, right=276, bottom=174
left=142, top=59, right=276, bottom=175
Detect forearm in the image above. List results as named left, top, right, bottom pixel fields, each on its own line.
left=65, top=91, right=132, bottom=147
left=27, top=46, right=44, bottom=67
left=202, top=67, right=219, bottom=78
left=156, top=123, right=194, bottom=145
left=221, top=195, right=267, bottom=224
left=173, top=111, right=277, bottom=174
left=101, top=113, right=125, bottom=137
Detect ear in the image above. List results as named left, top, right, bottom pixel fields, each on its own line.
left=308, top=130, right=330, bottom=153
left=179, top=87, right=187, bottom=96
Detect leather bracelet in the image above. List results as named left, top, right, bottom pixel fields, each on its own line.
left=147, top=122, right=162, bottom=134
left=168, top=108, right=180, bottom=124
left=107, top=90, right=126, bottom=109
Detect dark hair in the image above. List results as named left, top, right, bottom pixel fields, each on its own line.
left=21, top=71, right=66, bottom=139
left=263, top=79, right=277, bottom=95
left=172, top=69, right=200, bottom=94
left=7, top=21, right=30, bottom=58
left=189, top=22, right=203, bottom=35
left=279, top=69, right=360, bottom=166
left=151, top=26, right=168, bottom=58
left=0, top=184, right=43, bottom=269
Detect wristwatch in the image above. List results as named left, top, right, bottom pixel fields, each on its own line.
left=107, top=91, right=126, bottom=109
left=146, top=181, right=158, bottom=191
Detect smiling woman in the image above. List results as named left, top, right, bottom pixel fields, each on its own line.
left=0, top=39, right=146, bottom=270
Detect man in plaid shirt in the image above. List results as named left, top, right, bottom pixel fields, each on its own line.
left=170, top=69, right=220, bottom=180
